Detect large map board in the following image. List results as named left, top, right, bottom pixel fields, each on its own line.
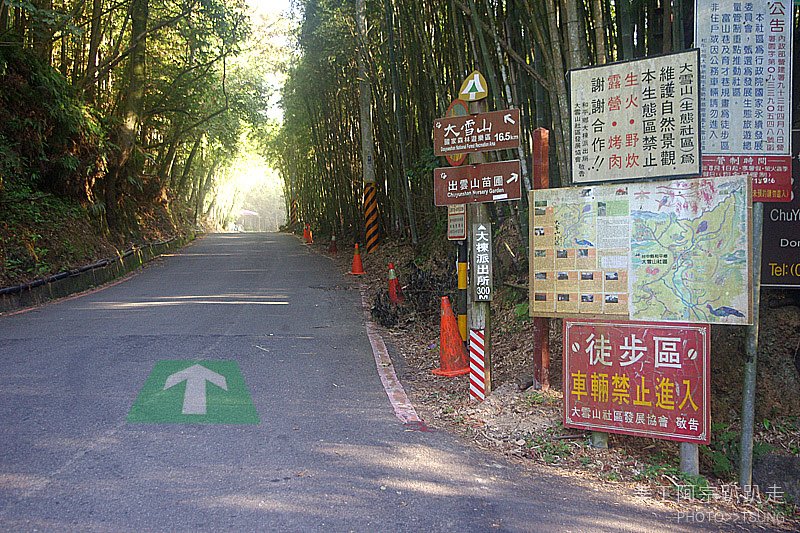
left=529, top=175, right=752, bottom=325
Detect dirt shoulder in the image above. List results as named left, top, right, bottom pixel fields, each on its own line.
left=304, top=233, right=800, bottom=529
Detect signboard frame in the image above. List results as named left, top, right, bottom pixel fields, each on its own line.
left=529, top=175, right=753, bottom=325
left=761, top=160, right=800, bottom=287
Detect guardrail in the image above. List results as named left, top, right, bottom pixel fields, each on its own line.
left=0, top=233, right=197, bottom=313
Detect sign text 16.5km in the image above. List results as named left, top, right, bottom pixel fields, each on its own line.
left=433, top=109, right=520, bottom=156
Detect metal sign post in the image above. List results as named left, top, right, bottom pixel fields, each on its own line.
left=740, top=202, right=764, bottom=489
left=433, top=71, right=524, bottom=401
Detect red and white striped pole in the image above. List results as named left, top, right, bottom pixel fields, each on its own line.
left=469, top=329, right=486, bottom=402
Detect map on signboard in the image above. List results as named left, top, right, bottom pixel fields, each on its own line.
left=530, top=186, right=631, bottom=317
left=629, top=175, right=751, bottom=324
left=530, top=175, right=752, bottom=325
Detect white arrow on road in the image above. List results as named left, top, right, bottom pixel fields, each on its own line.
left=507, top=172, right=519, bottom=184
left=164, top=364, right=228, bottom=415
left=503, top=114, right=516, bottom=125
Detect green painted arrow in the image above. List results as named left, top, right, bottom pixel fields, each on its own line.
left=128, top=360, right=259, bottom=424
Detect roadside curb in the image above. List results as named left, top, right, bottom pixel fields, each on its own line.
left=0, top=233, right=198, bottom=314
left=359, top=285, right=429, bottom=431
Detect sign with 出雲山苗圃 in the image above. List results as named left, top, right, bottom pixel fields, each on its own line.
left=434, top=160, right=522, bottom=206
left=569, top=50, right=701, bottom=184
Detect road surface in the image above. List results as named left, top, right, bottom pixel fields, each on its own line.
left=0, top=233, right=733, bottom=531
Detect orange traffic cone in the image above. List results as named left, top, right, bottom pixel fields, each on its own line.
left=303, top=223, right=311, bottom=243
left=349, top=243, right=365, bottom=275
left=388, top=263, right=405, bottom=304
left=432, top=296, right=470, bottom=377
left=328, top=235, right=338, bottom=254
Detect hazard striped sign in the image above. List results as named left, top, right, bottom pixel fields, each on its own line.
left=469, top=329, right=486, bottom=401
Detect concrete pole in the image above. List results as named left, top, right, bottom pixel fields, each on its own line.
left=739, top=202, right=764, bottom=488
left=680, top=442, right=699, bottom=476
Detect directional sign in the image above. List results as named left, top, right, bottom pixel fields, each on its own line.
left=128, top=361, right=259, bottom=424
left=434, top=160, right=522, bottom=206
left=459, top=70, right=488, bottom=102
left=164, top=364, right=227, bottom=415
left=433, top=109, right=521, bottom=156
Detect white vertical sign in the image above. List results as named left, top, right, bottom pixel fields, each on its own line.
left=472, top=223, right=493, bottom=301
left=447, top=205, right=467, bottom=240
left=695, top=0, right=792, bottom=156
left=695, top=0, right=793, bottom=202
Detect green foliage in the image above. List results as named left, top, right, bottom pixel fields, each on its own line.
left=700, top=422, right=775, bottom=480
left=701, top=422, right=739, bottom=479
left=514, top=302, right=530, bottom=322
left=526, top=435, right=572, bottom=464
left=633, top=461, right=712, bottom=500
left=0, top=45, right=105, bottom=200
left=521, top=390, right=547, bottom=407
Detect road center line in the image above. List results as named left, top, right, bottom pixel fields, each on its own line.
left=360, top=287, right=428, bottom=431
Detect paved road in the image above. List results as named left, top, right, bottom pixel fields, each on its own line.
left=0, top=233, right=731, bottom=531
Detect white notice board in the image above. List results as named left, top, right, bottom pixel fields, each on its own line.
left=569, top=50, right=701, bottom=184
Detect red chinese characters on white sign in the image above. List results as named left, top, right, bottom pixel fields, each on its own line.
left=569, top=50, right=701, bottom=184
left=563, top=320, right=711, bottom=444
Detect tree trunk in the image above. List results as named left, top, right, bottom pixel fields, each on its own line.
left=561, top=0, right=585, bottom=70
left=663, top=0, right=673, bottom=53
left=542, top=0, right=571, bottom=185
left=31, top=0, right=53, bottom=63
left=81, top=0, right=104, bottom=102
left=355, top=0, right=376, bottom=187
left=618, top=0, right=634, bottom=60
left=177, top=137, right=201, bottom=197
left=384, top=0, right=418, bottom=244
left=1, top=3, right=8, bottom=34
left=591, top=0, right=607, bottom=64
left=106, top=0, right=148, bottom=230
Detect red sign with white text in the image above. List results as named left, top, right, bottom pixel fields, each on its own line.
left=563, top=320, right=711, bottom=444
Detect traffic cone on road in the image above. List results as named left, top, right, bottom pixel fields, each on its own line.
left=349, top=244, right=366, bottom=275
left=328, top=235, right=338, bottom=254
left=303, top=223, right=311, bottom=244
left=388, top=263, right=405, bottom=304
left=432, top=296, right=470, bottom=377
